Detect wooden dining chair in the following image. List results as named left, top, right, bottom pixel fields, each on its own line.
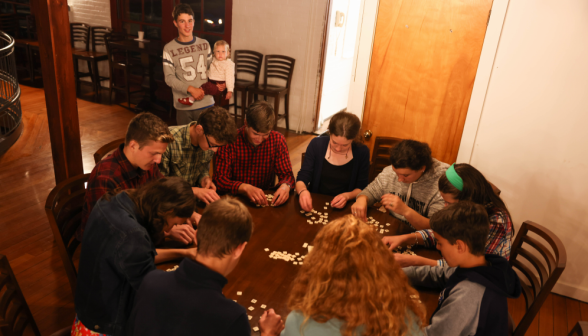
left=368, top=136, right=403, bottom=182
left=44, top=173, right=91, bottom=297
left=0, top=254, right=72, bottom=336
left=569, top=322, right=588, bottom=336
left=508, top=220, right=567, bottom=336
left=105, top=32, right=144, bottom=108
left=93, top=138, right=125, bottom=164
left=247, top=55, right=296, bottom=130
left=70, top=23, right=94, bottom=97
left=71, top=25, right=111, bottom=102
left=231, top=50, right=263, bottom=123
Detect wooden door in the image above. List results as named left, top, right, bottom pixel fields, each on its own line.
left=362, top=0, right=493, bottom=163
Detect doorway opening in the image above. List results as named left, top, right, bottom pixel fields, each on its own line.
left=314, top=0, right=363, bottom=133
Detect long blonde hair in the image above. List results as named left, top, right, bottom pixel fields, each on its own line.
left=287, top=215, right=425, bottom=336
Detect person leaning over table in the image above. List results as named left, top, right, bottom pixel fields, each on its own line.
left=127, top=197, right=285, bottom=336
left=78, top=112, right=199, bottom=248
left=73, top=177, right=197, bottom=336
left=351, top=139, right=448, bottom=231
left=213, top=101, right=295, bottom=207
left=295, top=111, right=370, bottom=212
left=160, top=106, right=237, bottom=204
left=281, top=214, right=425, bottom=336
left=383, top=163, right=514, bottom=268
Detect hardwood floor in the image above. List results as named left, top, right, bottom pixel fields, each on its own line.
left=0, top=85, right=586, bottom=335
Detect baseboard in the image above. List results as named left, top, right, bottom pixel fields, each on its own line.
left=552, top=281, right=588, bottom=303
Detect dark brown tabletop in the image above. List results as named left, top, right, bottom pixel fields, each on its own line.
left=108, top=38, right=163, bottom=56
left=157, top=192, right=441, bottom=330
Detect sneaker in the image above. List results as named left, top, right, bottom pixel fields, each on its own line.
left=178, top=97, right=195, bottom=105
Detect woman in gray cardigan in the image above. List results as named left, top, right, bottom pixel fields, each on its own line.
left=295, top=112, right=370, bottom=212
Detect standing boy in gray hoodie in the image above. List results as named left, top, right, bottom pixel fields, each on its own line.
left=404, top=201, right=521, bottom=335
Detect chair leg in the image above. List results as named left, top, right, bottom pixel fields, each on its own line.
left=284, top=92, right=290, bottom=131
left=90, top=60, right=100, bottom=103
left=241, top=88, right=247, bottom=124
left=73, top=58, right=80, bottom=96
left=273, top=95, right=280, bottom=130
left=124, top=68, right=131, bottom=109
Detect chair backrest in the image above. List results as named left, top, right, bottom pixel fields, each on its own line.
left=91, top=26, right=112, bottom=51
left=0, top=14, right=17, bottom=37
left=94, top=138, right=124, bottom=164
left=234, top=50, right=263, bottom=84
left=569, top=321, right=588, bottom=336
left=105, top=32, right=127, bottom=62
left=263, top=55, right=295, bottom=89
left=510, top=220, right=567, bottom=336
left=0, top=254, right=41, bottom=336
left=44, top=173, right=91, bottom=296
left=23, top=15, right=37, bottom=41
left=368, top=136, right=403, bottom=182
left=70, top=22, right=90, bottom=51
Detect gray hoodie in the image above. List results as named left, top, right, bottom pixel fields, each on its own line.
left=357, top=158, right=448, bottom=226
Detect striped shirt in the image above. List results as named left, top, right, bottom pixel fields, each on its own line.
left=419, top=204, right=514, bottom=267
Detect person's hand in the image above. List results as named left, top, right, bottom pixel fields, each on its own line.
left=382, top=235, right=408, bottom=251
left=216, top=83, right=226, bottom=91
left=192, top=187, right=220, bottom=204
left=271, top=184, right=290, bottom=206
left=351, top=196, right=368, bottom=222
left=188, top=86, right=205, bottom=101
left=259, top=309, right=285, bottom=336
left=381, top=194, right=409, bottom=217
left=239, top=184, right=268, bottom=206
left=188, top=211, right=201, bottom=227
left=331, top=193, right=348, bottom=209
left=166, top=224, right=196, bottom=245
left=225, top=91, right=233, bottom=100
left=298, top=189, right=312, bottom=212
left=393, top=253, right=419, bottom=268
left=200, top=176, right=217, bottom=191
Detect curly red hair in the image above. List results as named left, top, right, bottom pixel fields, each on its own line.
left=287, top=215, right=425, bottom=336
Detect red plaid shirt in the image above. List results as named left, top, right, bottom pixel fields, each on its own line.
left=77, top=144, right=163, bottom=240
left=213, top=126, right=295, bottom=194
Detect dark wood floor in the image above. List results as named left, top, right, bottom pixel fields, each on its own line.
left=0, top=85, right=586, bottom=335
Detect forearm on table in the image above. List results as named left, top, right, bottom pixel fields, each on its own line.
left=344, top=188, right=362, bottom=200
left=154, top=248, right=191, bottom=264
left=403, top=208, right=431, bottom=230
left=295, top=181, right=308, bottom=194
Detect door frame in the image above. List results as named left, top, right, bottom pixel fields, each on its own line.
left=348, top=0, right=510, bottom=161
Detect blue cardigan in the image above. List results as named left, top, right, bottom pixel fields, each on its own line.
left=296, top=136, right=370, bottom=194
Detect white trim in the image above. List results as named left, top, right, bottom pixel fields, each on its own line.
left=456, top=0, right=511, bottom=163
left=345, top=0, right=380, bottom=120
left=553, top=281, right=588, bottom=304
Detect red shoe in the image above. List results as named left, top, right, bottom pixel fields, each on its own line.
left=178, top=97, right=195, bottom=105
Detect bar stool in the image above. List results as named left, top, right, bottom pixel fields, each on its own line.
left=105, top=32, right=144, bottom=109
left=231, top=50, right=263, bottom=123
left=247, top=55, right=295, bottom=130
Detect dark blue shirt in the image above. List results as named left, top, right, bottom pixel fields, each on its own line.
left=75, top=192, right=157, bottom=336
left=127, top=258, right=250, bottom=336
left=296, top=136, right=370, bottom=194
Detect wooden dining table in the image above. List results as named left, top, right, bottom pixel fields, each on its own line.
left=157, top=191, right=442, bottom=331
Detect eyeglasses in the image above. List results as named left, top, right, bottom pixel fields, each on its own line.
left=205, top=135, right=222, bottom=149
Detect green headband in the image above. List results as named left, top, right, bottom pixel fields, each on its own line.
left=446, top=163, right=463, bottom=191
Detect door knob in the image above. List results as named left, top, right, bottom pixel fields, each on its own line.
left=364, top=130, right=373, bottom=140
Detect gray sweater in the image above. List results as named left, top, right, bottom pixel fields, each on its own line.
left=163, top=37, right=214, bottom=110
left=403, top=255, right=521, bottom=336
left=357, top=159, right=448, bottom=225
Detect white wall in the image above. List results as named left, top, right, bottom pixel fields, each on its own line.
left=231, top=0, right=327, bottom=132
left=460, top=0, right=588, bottom=302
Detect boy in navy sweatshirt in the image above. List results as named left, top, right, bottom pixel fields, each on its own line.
left=403, top=201, right=521, bottom=336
